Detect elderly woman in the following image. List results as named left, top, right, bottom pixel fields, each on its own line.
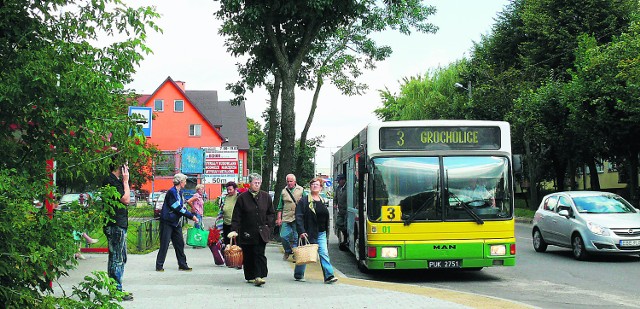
left=187, top=184, right=206, bottom=230
left=155, top=173, right=199, bottom=272
left=294, top=177, right=338, bottom=284
left=228, top=173, right=275, bottom=286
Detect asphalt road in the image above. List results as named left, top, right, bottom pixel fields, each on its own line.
left=328, top=223, right=640, bottom=309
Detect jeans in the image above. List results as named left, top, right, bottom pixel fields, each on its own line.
left=104, top=225, right=127, bottom=291
left=279, top=221, right=298, bottom=254
left=194, top=213, right=203, bottom=230
left=294, top=231, right=334, bottom=281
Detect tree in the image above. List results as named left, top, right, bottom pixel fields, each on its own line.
left=467, top=0, right=637, bottom=204
left=0, top=1, right=160, bottom=307
left=246, top=118, right=266, bottom=175
left=215, top=0, right=436, bottom=205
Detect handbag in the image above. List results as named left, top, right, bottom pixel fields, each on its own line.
left=224, top=237, right=243, bottom=268
left=186, top=227, right=209, bottom=248
left=293, top=236, right=319, bottom=265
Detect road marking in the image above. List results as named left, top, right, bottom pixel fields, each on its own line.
left=290, top=257, right=534, bottom=309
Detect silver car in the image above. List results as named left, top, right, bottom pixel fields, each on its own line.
left=532, top=191, right=640, bottom=260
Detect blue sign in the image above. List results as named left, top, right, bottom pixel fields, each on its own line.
left=325, top=179, right=333, bottom=187
left=181, top=148, right=204, bottom=174
left=128, top=106, right=153, bottom=137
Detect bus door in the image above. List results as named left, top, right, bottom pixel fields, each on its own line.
left=346, top=157, right=356, bottom=250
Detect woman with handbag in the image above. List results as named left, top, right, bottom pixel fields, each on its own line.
left=294, top=177, right=338, bottom=284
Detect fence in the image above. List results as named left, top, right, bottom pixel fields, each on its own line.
left=135, top=218, right=160, bottom=252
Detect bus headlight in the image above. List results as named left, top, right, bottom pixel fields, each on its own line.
left=381, top=247, right=398, bottom=258
left=490, top=245, right=506, bottom=256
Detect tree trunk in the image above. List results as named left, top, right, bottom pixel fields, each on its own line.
left=627, top=151, right=639, bottom=207
left=524, top=138, right=539, bottom=210
left=294, top=76, right=323, bottom=177
left=553, top=159, right=567, bottom=191
left=261, top=73, right=281, bottom=192
left=567, top=159, right=577, bottom=190
left=273, top=72, right=297, bottom=206
left=588, top=159, right=600, bottom=190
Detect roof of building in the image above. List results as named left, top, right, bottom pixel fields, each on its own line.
left=136, top=77, right=249, bottom=150
left=186, top=91, right=250, bottom=150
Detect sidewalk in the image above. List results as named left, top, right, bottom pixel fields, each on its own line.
left=54, top=219, right=533, bottom=308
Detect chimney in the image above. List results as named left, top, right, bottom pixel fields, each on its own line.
left=175, top=81, right=186, bottom=91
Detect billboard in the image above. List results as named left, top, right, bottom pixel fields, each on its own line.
left=203, top=146, right=238, bottom=184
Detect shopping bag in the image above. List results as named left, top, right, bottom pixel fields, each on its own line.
left=293, top=236, right=319, bottom=265
left=224, top=237, right=243, bottom=268
left=186, top=227, right=209, bottom=248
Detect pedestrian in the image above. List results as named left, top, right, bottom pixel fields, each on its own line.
left=294, top=177, right=338, bottom=284
left=187, top=184, right=205, bottom=230
left=102, top=161, right=133, bottom=301
left=227, top=173, right=275, bottom=287
left=334, top=174, right=349, bottom=251
left=155, top=173, right=199, bottom=272
left=217, top=181, right=238, bottom=245
left=276, top=173, right=304, bottom=261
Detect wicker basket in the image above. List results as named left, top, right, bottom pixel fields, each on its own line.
left=293, top=236, right=319, bottom=266
left=224, top=237, right=243, bottom=268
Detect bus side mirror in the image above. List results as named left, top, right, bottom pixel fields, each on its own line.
left=513, top=154, right=523, bottom=174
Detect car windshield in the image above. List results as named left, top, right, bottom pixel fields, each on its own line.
left=574, top=195, right=637, bottom=213
left=60, top=194, right=81, bottom=203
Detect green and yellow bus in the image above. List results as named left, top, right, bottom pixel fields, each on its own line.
left=332, top=120, right=516, bottom=272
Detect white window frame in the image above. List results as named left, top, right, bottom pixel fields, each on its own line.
left=189, top=124, right=201, bottom=137
left=174, top=100, right=184, bottom=112
left=154, top=99, right=164, bottom=111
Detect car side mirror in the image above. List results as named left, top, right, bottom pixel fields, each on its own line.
left=558, top=209, right=570, bottom=217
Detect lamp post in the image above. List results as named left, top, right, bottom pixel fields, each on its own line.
left=454, top=81, right=472, bottom=100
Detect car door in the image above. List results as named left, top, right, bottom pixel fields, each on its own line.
left=538, top=195, right=559, bottom=244
left=554, top=195, right=575, bottom=246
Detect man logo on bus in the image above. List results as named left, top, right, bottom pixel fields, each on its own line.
left=433, top=245, right=456, bottom=250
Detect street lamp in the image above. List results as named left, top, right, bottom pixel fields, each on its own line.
left=454, top=81, right=472, bottom=100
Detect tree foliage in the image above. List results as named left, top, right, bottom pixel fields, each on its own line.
left=374, top=0, right=640, bottom=206
left=0, top=0, right=160, bottom=306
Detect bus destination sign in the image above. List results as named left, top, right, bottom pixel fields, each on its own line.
left=379, top=126, right=501, bottom=151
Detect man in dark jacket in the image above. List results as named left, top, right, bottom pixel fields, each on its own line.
left=228, top=173, right=275, bottom=286
left=155, top=173, right=199, bottom=272
left=102, top=161, right=132, bottom=301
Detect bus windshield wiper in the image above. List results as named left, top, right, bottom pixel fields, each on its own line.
left=448, top=191, right=484, bottom=225
left=403, top=190, right=437, bottom=226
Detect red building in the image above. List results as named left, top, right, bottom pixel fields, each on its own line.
left=136, top=77, right=249, bottom=199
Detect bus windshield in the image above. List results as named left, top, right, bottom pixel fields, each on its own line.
left=370, top=156, right=512, bottom=222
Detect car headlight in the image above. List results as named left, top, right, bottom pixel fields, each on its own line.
left=587, top=221, right=610, bottom=236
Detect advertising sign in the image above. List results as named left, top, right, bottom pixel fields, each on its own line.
left=202, top=146, right=238, bottom=184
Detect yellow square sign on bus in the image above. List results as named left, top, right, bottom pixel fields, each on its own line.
left=381, top=205, right=402, bottom=222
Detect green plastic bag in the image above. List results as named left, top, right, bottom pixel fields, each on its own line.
left=186, top=227, right=209, bottom=248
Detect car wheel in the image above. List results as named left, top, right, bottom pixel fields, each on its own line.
left=572, top=234, right=589, bottom=260
left=532, top=229, right=548, bottom=252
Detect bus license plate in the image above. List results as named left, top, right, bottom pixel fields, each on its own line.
left=428, top=260, right=461, bottom=268
left=619, top=240, right=640, bottom=247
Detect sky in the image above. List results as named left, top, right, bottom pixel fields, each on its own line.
left=125, top=0, right=510, bottom=173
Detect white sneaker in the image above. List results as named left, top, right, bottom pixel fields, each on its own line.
left=75, top=253, right=86, bottom=260
left=87, top=238, right=98, bottom=244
